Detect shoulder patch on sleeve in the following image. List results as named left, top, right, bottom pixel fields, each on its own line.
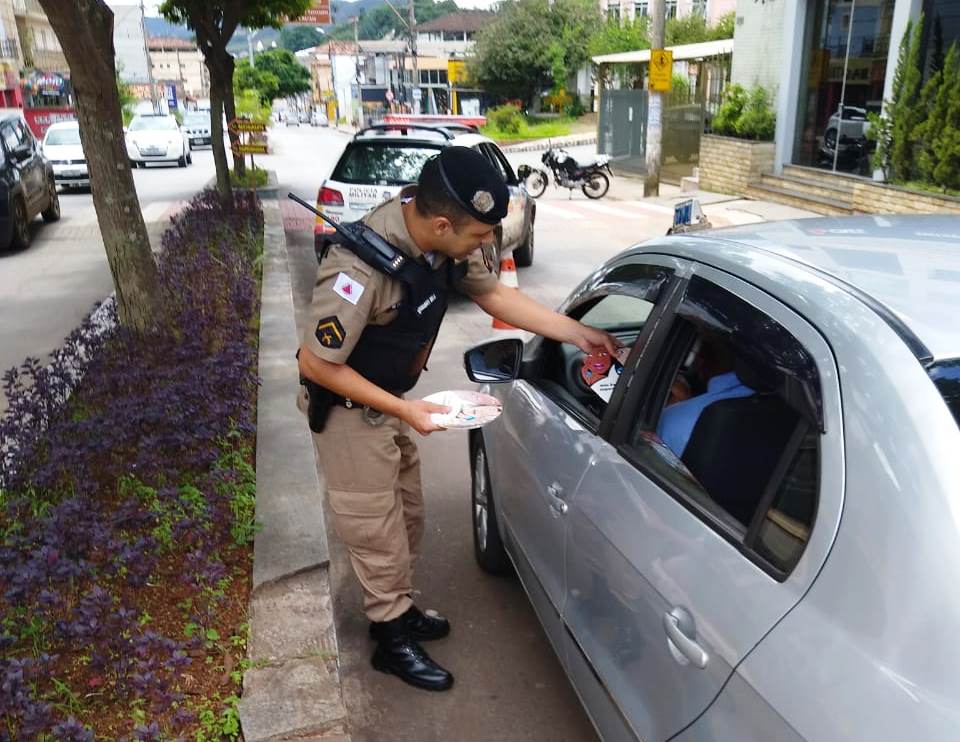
left=333, top=272, right=365, bottom=305
left=315, top=316, right=346, bottom=349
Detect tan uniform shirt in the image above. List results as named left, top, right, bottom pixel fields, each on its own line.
left=302, top=185, right=498, bottom=364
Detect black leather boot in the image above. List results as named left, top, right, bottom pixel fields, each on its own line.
left=370, top=617, right=454, bottom=691
left=369, top=604, right=451, bottom=642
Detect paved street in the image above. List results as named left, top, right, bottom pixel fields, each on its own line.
left=263, top=123, right=804, bottom=741
left=0, top=147, right=217, bottom=406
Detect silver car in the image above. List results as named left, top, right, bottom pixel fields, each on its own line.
left=464, top=215, right=960, bottom=742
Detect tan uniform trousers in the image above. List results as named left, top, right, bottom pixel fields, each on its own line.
left=312, top=404, right=423, bottom=623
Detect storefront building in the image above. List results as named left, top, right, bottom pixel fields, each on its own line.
left=764, top=0, right=959, bottom=177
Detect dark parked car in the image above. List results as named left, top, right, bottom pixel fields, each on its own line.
left=0, top=114, right=60, bottom=251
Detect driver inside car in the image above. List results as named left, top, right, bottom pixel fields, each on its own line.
left=658, top=332, right=755, bottom=457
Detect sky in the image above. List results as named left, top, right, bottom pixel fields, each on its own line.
left=109, top=0, right=499, bottom=18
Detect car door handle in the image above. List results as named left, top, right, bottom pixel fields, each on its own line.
left=663, top=607, right=709, bottom=669
left=547, top=483, right=568, bottom=515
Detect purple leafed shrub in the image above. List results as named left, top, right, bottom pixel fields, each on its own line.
left=0, top=189, right=263, bottom=740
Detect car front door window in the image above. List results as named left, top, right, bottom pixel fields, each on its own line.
left=528, top=263, right=673, bottom=429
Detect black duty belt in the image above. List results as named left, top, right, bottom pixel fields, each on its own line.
left=332, top=392, right=403, bottom=409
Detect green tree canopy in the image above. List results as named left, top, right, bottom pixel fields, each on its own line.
left=665, top=11, right=734, bottom=45
left=235, top=59, right=281, bottom=104
left=250, top=48, right=311, bottom=99
left=588, top=17, right=650, bottom=57
left=280, top=24, right=325, bottom=51
left=471, top=0, right=600, bottom=105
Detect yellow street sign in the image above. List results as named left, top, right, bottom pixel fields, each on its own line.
left=232, top=142, right=269, bottom=155
left=649, top=49, right=673, bottom=93
left=228, top=118, right=267, bottom=134
left=447, top=60, right=467, bottom=85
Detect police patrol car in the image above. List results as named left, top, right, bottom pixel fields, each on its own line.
left=315, top=124, right=537, bottom=268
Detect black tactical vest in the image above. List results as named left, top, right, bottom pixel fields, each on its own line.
left=342, top=246, right=467, bottom=393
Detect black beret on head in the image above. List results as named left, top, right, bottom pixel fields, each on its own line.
left=435, top=146, right=509, bottom=225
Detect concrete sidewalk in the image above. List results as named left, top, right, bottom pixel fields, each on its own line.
left=239, top=193, right=351, bottom=742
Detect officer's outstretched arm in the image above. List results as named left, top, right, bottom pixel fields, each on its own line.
left=472, top=284, right=620, bottom=355
left=298, top=346, right=450, bottom=436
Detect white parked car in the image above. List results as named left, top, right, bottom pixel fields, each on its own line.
left=182, top=110, right=212, bottom=148
left=310, top=109, right=328, bottom=127
left=41, top=120, right=88, bottom=190
left=125, top=114, right=192, bottom=168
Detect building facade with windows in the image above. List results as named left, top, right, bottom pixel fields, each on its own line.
left=148, top=37, right=209, bottom=100
left=0, top=0, right=22, bottom=108
left=415, top=10, right=495, bottom=56
left=735, top=0, right=960, bottom=177
left=599, top=0, right=735, bottom=25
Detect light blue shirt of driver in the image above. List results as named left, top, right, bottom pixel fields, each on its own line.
left=657, top=371, right=755, bottom=458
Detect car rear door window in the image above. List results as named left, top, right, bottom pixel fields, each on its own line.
left=332, top=142, right=442, bottom=185
left=621, top=276, right=823, bottom=577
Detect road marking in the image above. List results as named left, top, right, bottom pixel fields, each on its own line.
left=140, top=201, right=171, bottom=223
left=534, top=201, right=581, bottom=220
left=578, top=201, right=650, bottom=220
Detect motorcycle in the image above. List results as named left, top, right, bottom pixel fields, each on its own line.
left=521, top=147, right=613, bottom=200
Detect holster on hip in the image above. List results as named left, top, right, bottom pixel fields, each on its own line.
left=301, top=376, right=333, bottom=434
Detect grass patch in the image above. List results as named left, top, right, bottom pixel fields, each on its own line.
left=230, top=166, right=269, bottom=189
left=897, top=180, right=960, bottom=199
left=481, top=116, right=574, bottom=142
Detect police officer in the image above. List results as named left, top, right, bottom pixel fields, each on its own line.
left=298, top=146, right=618, bottom=692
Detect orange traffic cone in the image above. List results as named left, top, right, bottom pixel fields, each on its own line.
left=492, top=252, right=519, bottom=330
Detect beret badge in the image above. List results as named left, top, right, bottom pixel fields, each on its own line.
left=471, top=190, right=495, bottom=214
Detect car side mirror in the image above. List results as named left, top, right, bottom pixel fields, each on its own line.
left=516, top=164, right=532, bottom=180
left=464, top=338, right=523, bottom=383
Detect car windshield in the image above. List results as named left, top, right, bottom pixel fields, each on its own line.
left=184, top=114, right=209, bottom=126
left=930, top=360, right=960, bottom=428
left=332, top=142, right=442, bottom=185
left=130, top=117, right=178, bottom=132
left=45, top=127, right=80, bottom=145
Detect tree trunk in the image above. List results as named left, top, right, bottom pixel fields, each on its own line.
left=38, top=0, right=159, bottom=333
left=219, top=54, right=246, bottom=177
left=207, top=60, right=233, bottom=204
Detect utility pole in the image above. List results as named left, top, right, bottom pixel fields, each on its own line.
left=408, top=0, right=419, bottom=113
left=140, top=0, right=158, bottom=113
left=353, top=17, right=363, bottom=128
left=247, top=28, right=256, bottom=67
left=645, top=0, right=665, bottom=196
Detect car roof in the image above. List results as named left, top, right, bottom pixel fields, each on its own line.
left=45, top=120, right=79, bottom=130
left=351, top=126, right=493, bottom=148
left=654, top=215, right=960, bottom=362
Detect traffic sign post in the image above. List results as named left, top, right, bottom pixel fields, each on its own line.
left=649, top=49, right=673, bottom=93
left=228, top=119, right=267, bottom=135
left=228, top=118, right=269, bottom=171
left=231, top=143, right=270, bottom=155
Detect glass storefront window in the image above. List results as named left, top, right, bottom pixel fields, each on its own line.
left=795, top=0, right=894, bottom=175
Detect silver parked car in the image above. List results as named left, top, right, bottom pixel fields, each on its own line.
left=464, top=215, right=960, bottom=742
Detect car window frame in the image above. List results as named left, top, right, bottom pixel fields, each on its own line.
left=479, top=142, right=518, bottom=184
left=524, top=255, right=688, bottom=437
left=0, top=123, right=18, bottom=157
left=607, top=265, right=829, bottom=581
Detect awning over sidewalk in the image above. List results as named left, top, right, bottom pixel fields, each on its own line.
left=592, top=38, right=734, bottom=66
